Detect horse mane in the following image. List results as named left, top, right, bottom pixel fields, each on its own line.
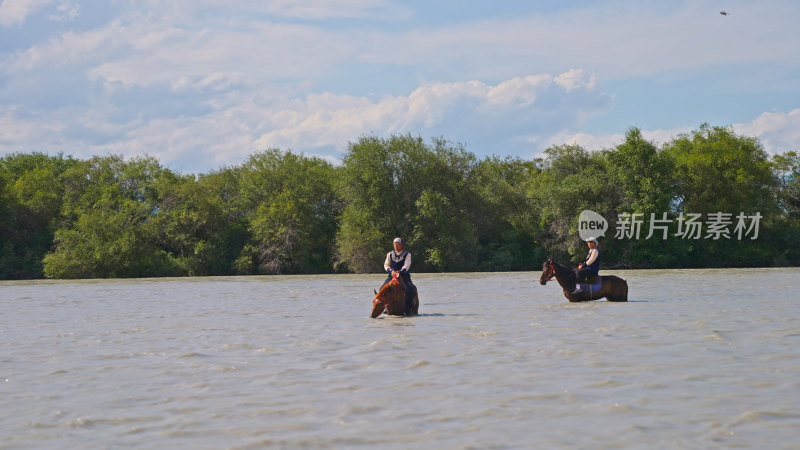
left=551, top=259, right=577, bottom=283
left=372, top=275, right=407, bottom=317
left=377, top=276, right=406, bottom=297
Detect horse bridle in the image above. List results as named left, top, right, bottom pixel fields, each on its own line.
left=374, top=273, right=401, bottom=308
left=544, top=261, right=556, bottom=281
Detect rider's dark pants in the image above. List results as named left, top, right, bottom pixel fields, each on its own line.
left=576, top=268, right=599, bottom=284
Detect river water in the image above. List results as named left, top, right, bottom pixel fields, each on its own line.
left=1, top=269, right=799, bottom=449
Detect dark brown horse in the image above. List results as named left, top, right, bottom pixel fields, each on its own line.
left=370, top=272, right=419, bottom=318
left=540, top=258, right=628, bottom=302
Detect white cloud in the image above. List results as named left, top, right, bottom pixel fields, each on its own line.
left=0, top=0, right=80, bottom=26
left=253, top=71, right=611, bottom=155
left=554, top=69, right=596, bottom=93
left=1, top=0, right=799, bottom=173
left=545, top=111, right=800, bottom=157
left=6, top=1, right=799, bottom=91
left=485, top=75, right=551, bottom=108
left=0, top=109, right=64, bottom=144
left=0, top=0, right=51, bottom=26
left=0, top=71, right=611, bottom=172
left=543, top=126, right=694, bottom=153
left=733, top=109, right=800, bottom=154
left=80, top=21, right=356, bottom=89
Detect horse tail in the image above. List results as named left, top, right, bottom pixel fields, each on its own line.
left=620, top=278, right=629, bottom=302
left=606, top=276, right=628, bottom=302
left=615, top=278, right=628, bottom=302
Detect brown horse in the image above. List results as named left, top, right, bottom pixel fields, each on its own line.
left=540, top=258, right=628, bottom=302
left=370, top=272, right=419, bottom=318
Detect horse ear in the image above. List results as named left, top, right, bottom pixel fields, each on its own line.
left=374, top=289, right=377, bottom=295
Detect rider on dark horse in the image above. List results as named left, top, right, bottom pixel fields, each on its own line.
left=572, top=236, right=600, bottom=295
left=383, top=237, right=415, bottom=314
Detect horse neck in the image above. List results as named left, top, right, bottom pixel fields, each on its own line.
left=378, top=279, right=405, bottom=303
left=552, top=262, right=576, bottom=289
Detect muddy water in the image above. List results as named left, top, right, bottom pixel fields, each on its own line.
left=1, top=268, right=798, bottom=448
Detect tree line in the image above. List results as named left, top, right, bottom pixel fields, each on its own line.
left=1, top=124, right=798, bottom=279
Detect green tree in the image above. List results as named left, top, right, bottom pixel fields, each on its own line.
left=665, top=124, right=776, bottom=214
left=336, top=135, right=483, bottom=273
left=471, top=156, right=542, bottom=270
left=604, top=128, right=679, bottom=267
left=408, top=138, right=480, bottom=272
left=0, top=153, right=77, bottom=279
left=194, top=166, right=250, bottom=274
left=528, top=144, right=621, bottom=265
left=43, top=155, right=179, bottom=278
left=768, top=151, right=800, bottom=265
left=234, top=150, right=340, bottom=274
left=662, top=124, right=779, bottom=266
left=606, top=128, right=675, bottom=214
left=772, top=151, right=800, bottom=219
left=334, top=135, right=404, bottom=272
left=147, top=169, right=240, bottom=276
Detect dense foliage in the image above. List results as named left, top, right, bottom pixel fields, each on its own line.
left=1, top=124, right=798, bottom=279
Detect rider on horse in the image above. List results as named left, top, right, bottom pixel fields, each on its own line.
left=572, top=236, right=600, bottom=295
left=383, top=237, right=415, bottom=313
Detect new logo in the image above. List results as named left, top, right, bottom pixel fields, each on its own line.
left=578, top=210, right=608, bottom=241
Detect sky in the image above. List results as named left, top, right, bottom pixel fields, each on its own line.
left=1, top=0, right=799, bottom=174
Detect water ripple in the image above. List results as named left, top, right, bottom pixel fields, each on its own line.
left=1, top=269, right=799, bottom=448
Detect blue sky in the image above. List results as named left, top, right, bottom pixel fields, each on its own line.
left=1, top=0, right=799, bottom=174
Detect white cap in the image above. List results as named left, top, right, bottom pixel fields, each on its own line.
left=393, top=237, right=403, bottom=244
left=586, top=236, right=598, bottom=243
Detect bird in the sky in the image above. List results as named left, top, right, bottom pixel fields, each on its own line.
left=720, top=11, right=729, bottom=16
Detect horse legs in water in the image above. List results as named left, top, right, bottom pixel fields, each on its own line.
left=541, top=259, right=628, bottom=302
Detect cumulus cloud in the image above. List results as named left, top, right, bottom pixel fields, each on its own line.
left=543, top=126, right=694, bottom=153
left=0, top=69, right=611, bottom=172
left=0, top=0, right=81, bottom=26
left=253, top=70, right=611, bottom=155
left=545, top=111, right=800, bottom=157
left=2, top=0, right=799, bottom=173
left=0, top=0, right=50, bottom=26
left=733, top=109, right=800, bottom=154
left=0, top=109, right=64, bottom=144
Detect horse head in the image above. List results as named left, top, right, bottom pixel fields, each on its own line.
left=540, top=257, right=556, bottom=285
left=371, top=291, right=388, bottom=318
left=370, top=274, right=405, bottom=318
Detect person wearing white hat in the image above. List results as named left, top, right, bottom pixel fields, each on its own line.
left=383, top=237, right=414, bottom=311
left=384, top=237, right=412, bottom=283
left=572, top=237, right=600, bottom=295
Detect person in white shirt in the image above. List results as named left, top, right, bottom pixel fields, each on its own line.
left=572, top=237, right=600, bottom=295
left=383, top=237, right=415, bottom=313
left=384, top=237, right=412, bottom=285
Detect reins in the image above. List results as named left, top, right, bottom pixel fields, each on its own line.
left=545, top=263, right=556, bottom=281
left=374, top=273, right=404, bottom=309
left=547, top=260, right=576, bottom=286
